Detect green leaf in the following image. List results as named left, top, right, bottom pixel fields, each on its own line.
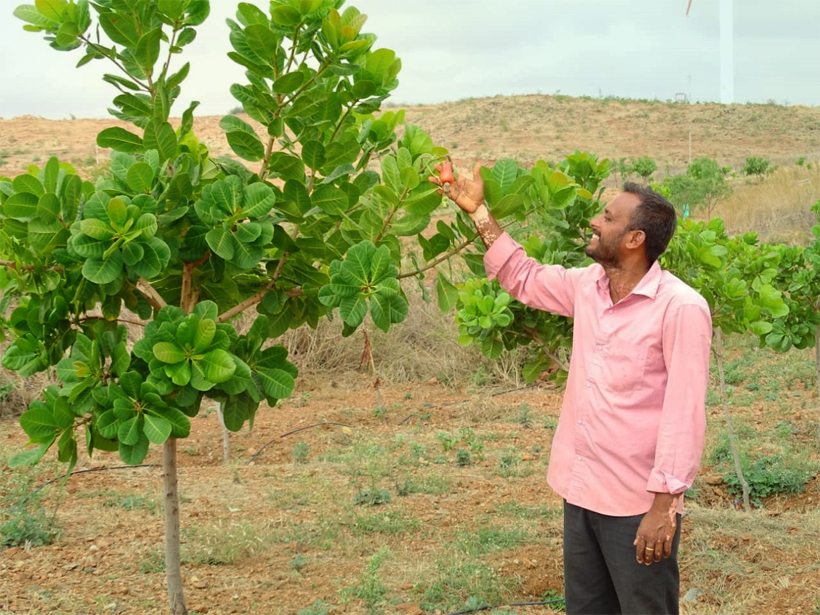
left=111, top=342, right=130, bottom=376
left=311, top=185, right=347, bottom=215
left=153, top=121, right=179, bottom=162
left=339, top=296, right=367, bottom=328
left=436, top=273, right=459, bottom=313
left=28, top=216, right=68, bottom=255
left=370, top=292, right=408, bottom=332
left=381, top=156, right=401, bottom=193
left=165, top=360, right=192, bottom=386
left=106, top=197, right=128, bottom=226
left=244, top=24, right=278, bottom=63
left=3, top=192, right=39, bottom=220
left=226, top=130, right=265, bottom=162
left=193, top=301, right=219, bottom=321
left=273, top=71, right=305, bottom=95
left=206, top=228, right=236, bottom=260
left=271, top=4, right=301, bottom=26
left=14, top=5, right=59, bottom=30
left=255, top=368, right=295, bottom=399
left=493, top=159, right=518, bottom=193
left=523, top=359, right=549, bottom=383
left=153, top=342, right=185, bottom=364
left=196, top=349, right=236, bottom=383
left=9, top=443, right=51, bottom=468
left=55, top=21, right=80, bottom=46
left=301, top=140, right=326, bottom=171
left=403, top=185, right=442, bottom=216
left=122, top=241, right=144, bottom=266
left=13, top=174, right=45, bottom=197
left=118, top=415, right=142, bottom=446
left=97, top=127, right=144, bottom=153
left=491, top=194, right=524, bottom=219
left=119, top=431, right=149, bottom=465
left=749, top=321, right=773, bottom=336
left=143, top=414, right=171, bottom=445
left=242, top=183, right=276, bottom=218
left=163, top=408, right=191, bottom=438
left=158, top=0, right=185, bottom=19
left=369, top=245, right=392, bottom=283
left=481, top=336, right=504, bottom=359
left=80, top=218, right=115, bottom=240
left=135, top=28, right=162, bottom=73
left=82, top=250, right=124, bottom=284
left=130, top=237, right=169, bottom=278
left=20, top=404, right=58, bottom=440
left=99, top=12, right=140, bottom=47
left=342, top=241, right=374, bottom=286
left=400, top=166, right=420, bottom=190
left=194, top=319, right=216, bottom=352
left=127, top=162, right=155, bottom=192
left=218, top=114, right=257, bottom=136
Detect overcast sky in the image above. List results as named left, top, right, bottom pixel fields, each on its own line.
left=1, top=0, right=818, bottom=120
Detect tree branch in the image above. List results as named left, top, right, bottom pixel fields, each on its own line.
left=137, top=278, right=167, bottom=311
left=0, top=261, right=64, bottom=272
left=79, top=316, right=148, bottom=328
left=397, top=236, right=478, bottom=280
left=521, top=325, right=570, bottom=372
left=160, top=26, right=180, bottom=82
left=180, top=253, right=209, bottom=314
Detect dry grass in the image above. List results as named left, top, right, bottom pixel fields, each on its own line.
left=279, top=282, right=524, bottom=388
left=681, top=503, right=820, bottom=613
left=715, top=163, right=820, bottom=244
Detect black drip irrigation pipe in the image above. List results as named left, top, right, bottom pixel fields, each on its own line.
left=33, top=464, right=160, bottom=493
left=247, top=421, right=352, bottom=464
left=446, top=597, right=566, bottom=615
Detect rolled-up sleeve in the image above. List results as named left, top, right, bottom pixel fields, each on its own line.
left=484, top=233, right=584, bottom=318
left=646, top=301, right=712, bottom=495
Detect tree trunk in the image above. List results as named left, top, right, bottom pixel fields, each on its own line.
left=216, top=403, right=230, bottom=463
left=163, top=439, right=187, bottom=615
left=815, top=324, right=819, bottom=445
left=714, top=329, right=750, bottom=512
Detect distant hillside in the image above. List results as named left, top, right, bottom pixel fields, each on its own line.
left=2, top=94, right=819, bottom=181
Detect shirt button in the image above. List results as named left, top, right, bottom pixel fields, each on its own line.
left=597, top=345, right=603, bottom=351
left=577, top=419, right=583, bottom=425
left=585, top=382, right=590, bottom=388
left=576, top=456, right=583, bottom=461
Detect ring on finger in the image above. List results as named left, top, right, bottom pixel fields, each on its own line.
left=645, top=547, right=654, bottom=551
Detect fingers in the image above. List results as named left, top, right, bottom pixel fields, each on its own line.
left=633, top=534, right=646, bottom=564
left=473, top=162, right=482, bottom=182
left=663, top=534, right=673, bottom=559
left=653, top=538, right=663, bottom=563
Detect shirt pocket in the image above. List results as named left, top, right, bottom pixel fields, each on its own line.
left=602, top=345, right=648, bottom=395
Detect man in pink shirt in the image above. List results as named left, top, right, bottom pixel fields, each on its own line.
left=430, top=165, right=712, bottom=614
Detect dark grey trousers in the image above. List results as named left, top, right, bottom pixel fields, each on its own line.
left=563, top=500, right=682, bottom=615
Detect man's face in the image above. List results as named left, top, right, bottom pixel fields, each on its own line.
left=585, top=192, right=641, bottom=267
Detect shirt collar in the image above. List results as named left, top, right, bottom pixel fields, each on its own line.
left=595, top=260, right=662, bottom=300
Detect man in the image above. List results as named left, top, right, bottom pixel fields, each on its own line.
left=430, top=165, right=712, bottom=615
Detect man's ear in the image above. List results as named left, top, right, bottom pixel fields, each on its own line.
left=627, top=229, right=646, bottom=250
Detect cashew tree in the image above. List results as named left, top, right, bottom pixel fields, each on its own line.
left=0, top=1, right=474, bottom=613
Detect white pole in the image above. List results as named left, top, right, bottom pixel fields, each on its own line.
left=720, top=0, right=734, bottom=104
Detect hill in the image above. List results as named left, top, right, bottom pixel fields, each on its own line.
left=2, top=94, right=819, bottom=181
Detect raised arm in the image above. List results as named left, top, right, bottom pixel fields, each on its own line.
left=429, top=163, right=582, bottom=318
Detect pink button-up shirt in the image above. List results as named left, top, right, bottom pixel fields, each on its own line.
left=485, top=233, right=712, bottom=516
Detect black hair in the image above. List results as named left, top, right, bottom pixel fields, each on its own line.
left=623, top=182, right=677, bottom=264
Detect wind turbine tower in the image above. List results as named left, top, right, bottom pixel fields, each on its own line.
left=720, top=0, right=734, bottom=104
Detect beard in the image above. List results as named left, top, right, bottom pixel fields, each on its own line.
left=585, top=230, right=626, bottom=267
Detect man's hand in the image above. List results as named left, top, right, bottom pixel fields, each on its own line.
left=428, top=162, right=486, bottom=214
left=633, top=494, right=678, bottom=566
